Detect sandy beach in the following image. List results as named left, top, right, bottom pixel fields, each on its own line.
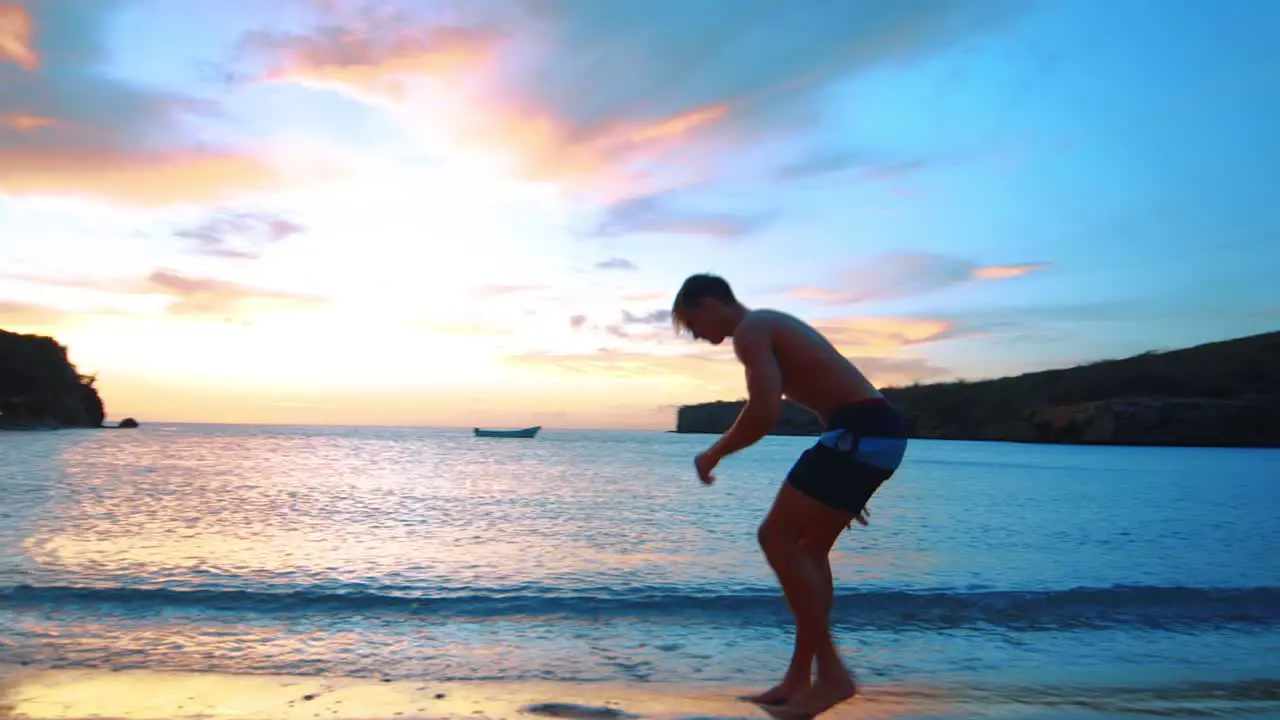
left=2, top=665, right=980, bottom=720
left=10, top=664, right=1278, bottom=720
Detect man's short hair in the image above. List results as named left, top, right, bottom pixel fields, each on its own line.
left=672, top=273, right=736, bottom=334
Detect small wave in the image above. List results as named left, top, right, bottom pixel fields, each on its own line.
left=2, top=583, right=1277, bottom=630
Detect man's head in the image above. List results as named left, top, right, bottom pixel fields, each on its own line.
left=672, top=273, right=744, bottom=344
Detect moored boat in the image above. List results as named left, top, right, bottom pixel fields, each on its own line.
left=473, top=425, right=541, bottom=438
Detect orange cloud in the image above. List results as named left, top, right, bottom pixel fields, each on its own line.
left=0, top=2, right=36, bottom=70
left=507, top=346, right=949, bottom=389
left=2, top=269, right=326, bottom=319
left=971, top=262, right=1050, bottom=280
left=241, top=19, right=730, bottom=200
left=251, top=24, right=498, bottom=101
left=0, top=3, right=349, bottom=206
left=507, top=349, right=731, bottom=383
left=814, top=316, right=958, bottom=355
left=415, top=91, right=728, bottom=201
left=0, top=149, right=286, bottom=206
left=1, top=113, right=56, bottom=130
left=621, top=106, right=729, bottom=144
left=511, top=316, right=956, bottom=386
left=143, top=270, right=326, bottom=317
left=779, top=252, right=1050, bottom=305
left=0, top=300, right=69, bottom=329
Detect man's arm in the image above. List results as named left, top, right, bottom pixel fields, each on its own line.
left=707, top=322, right=783, bottom=461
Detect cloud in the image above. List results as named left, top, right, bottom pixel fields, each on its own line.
left=970, top=262, right=1049, bottom=280
left=143, top=270, right=325, bottom=316
left=228, top=0, right=1022, bottom=201
left=471, top=284, right=547, bottom=298
left=622, top=309, right=673, bottom=325
left=624, top=291, right=668, bottom=302
left=230, top=3, right=731, bottom=201
left=595, top=257, right=638, bottom=271
left=539, top=311, right=955, bottom=386
left=0, top=113, right=56, bottom=130
left=592, top=308, right=676, bottom=340
left=814, top=316, right=964, bottom=354
left=1, top=269, right=326, bottom=319
left=240, top=12, right=499, bottom=98
left=776, top=150, right=933, bottom=183
left=568, top=306, right=673, bottom=340
left=174, top=210, right=305, bottom=259
left=851, top=355, right=953, bottom=385
left=506, top=348, right=727, bottom=382
left=0, top=1, right=285, bottom=205
left=781, top=251, right=1050, bottom=305
left=0, top=300, right=69, bottom=328
left=0, top=2, right=37, bottom=70
left=505, top=346, right=949, bottom=388
left=591, top=191, right=773, bottom=239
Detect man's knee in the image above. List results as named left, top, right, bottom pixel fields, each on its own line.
left=758, top=518, right=801, bottom=558
left=757, top=520, right=783, bottom=555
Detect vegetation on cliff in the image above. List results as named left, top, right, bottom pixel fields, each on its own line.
left=0, top=329, right=105, bottom=429
left=675, top=331, right=1280, bottom=447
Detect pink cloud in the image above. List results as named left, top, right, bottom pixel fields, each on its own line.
left=781, top=251, right=1050, bottom=305
left=0, top=2, right=36, bottom=70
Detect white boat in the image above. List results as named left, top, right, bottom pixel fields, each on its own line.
left=473, top=425, right=541, bottom=438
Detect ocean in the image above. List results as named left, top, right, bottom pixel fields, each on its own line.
left=2, top=425, right=1278, bottom=719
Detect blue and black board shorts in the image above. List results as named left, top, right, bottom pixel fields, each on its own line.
left=784, top=397, right=909, bottom=515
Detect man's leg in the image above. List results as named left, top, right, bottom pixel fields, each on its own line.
left=742, top=519, right=846, bottom=705
left=755, top=483, right=857, bottom=717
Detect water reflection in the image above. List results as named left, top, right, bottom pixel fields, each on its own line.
left=3, top=425, right=1278, bottom=712
left=20, top=427, right=773, bottom=594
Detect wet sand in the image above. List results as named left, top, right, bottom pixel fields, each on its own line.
left=0, top=664, right=963, bottom=720
left=6, top=664, right=1278, bottom=719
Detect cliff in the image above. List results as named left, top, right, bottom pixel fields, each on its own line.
left=0, top=329, right=106, bottom=429
left=677, top=399, right=824, bottom=437
left=674, top=330, right=1280, bottom=447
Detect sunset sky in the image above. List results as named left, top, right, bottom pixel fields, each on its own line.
left=2, top=0, right=1277, bottom=429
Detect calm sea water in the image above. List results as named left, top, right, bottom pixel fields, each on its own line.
left=2, top=425, right=1279, bottom=717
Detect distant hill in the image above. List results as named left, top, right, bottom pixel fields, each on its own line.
left=675, top=331, right=1280, bottom=447
left=1, top=329, right=105, bottom=429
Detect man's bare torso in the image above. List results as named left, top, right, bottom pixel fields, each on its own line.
left=735, top=309, right=881, bottom=424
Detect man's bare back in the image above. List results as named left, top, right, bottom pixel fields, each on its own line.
left=733, top=309, right=882, bottom=426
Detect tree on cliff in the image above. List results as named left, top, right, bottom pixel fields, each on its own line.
left=0, top=329, right=105, bottom=428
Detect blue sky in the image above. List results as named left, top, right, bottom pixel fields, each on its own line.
left=1, top=0, right=1276, bottom=428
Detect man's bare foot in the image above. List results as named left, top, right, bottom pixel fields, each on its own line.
left=770, top=673, right=857, bottom=719
left=738, top=678, right=810, bottom=706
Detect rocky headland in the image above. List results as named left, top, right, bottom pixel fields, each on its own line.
left=675, top=331, right=1280, bottom=447
left=1, top=329, right=112, bottom=429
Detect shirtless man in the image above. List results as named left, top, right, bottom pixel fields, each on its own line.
left=671, top=273, right=910, bottom=719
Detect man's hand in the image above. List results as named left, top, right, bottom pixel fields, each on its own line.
left=695, top=449, right=720, bottom=485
